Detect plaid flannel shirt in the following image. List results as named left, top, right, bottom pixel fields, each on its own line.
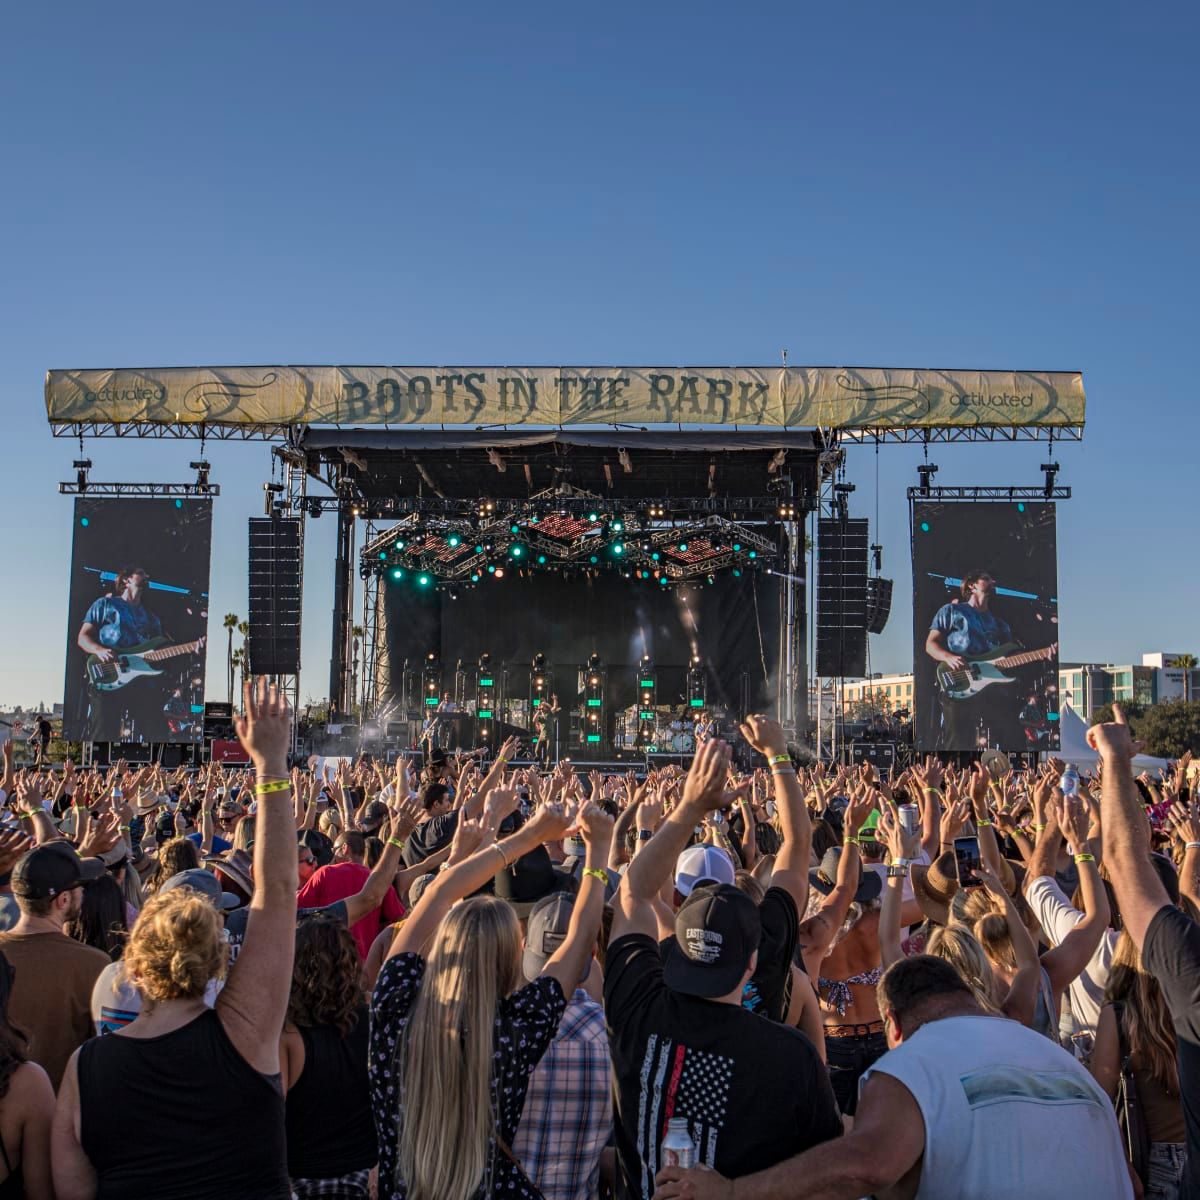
left=513, top=988, right=611, bottom=1200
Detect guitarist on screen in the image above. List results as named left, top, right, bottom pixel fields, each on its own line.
left=76, top=565, right=205, bottom=741
left=924, top=568, right=1056, bottom=750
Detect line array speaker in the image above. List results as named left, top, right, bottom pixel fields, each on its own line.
left=816, top=517, right=868, bottom=678
left=247, top=518, right=302, bottom=675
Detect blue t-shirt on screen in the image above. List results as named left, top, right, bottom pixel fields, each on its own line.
left=929, top=601, right=1012, bottom=658
left=84, top=596, right=163, bottom=649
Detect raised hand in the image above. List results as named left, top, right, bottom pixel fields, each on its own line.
left=1086, top=704, right=1143, bottom=762
left=1054, top=793, right=1091, bottom=854
left=738, top=714, right=787, bottom=758
left=525, top=799, right=573, bottom=844
left=388, top=796, right=423, bottom=845
left=844, top=783, right=877, bottom=841
left=233, top=679, right=293, bottom=773
left=681, top=739, right=733, bottom=814
left=1166, top=800, right=1200, bottom=847
left=577, top=800, right=615, bottom=850
left=483, top=787, right=522, bottom=829
left=877, top=803, right=919, bottom=864
left=938, top=796, right=971, bottom=846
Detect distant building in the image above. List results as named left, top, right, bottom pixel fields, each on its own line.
left=1060, top=652, right=1200, bottom=718
left=838, top=651, right=1198, bottom=724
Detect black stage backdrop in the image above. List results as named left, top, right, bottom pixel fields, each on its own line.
left=382, top=573, right=780, bottom=715
left=912, top=501, right=1059, bottom=753
left=63, top=498, right=212, bottom=744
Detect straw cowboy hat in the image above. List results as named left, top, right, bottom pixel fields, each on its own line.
left=911, top=849, right=1022, bottom=926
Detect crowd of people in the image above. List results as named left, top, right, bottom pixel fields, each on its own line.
left=0, top=686, right=1196, bottom=1198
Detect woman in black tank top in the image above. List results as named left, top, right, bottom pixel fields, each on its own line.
left=281, top=916, right=377, bottom=1198
left=51, top=680, right=300, bottom=1200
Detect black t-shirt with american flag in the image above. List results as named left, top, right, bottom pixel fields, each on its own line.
left=604, top=932, right=841, bottom=1199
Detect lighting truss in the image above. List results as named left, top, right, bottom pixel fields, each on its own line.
left=57, top=480, right=222, bottom=497
left=904, top=486, right=1072, bottom=502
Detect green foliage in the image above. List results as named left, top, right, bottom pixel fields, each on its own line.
left=1090, top=700, right=1200, bottom=758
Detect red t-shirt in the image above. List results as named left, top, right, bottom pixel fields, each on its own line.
left=295, top=861, right=404, bottom=959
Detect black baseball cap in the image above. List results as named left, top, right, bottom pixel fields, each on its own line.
left=12, top=843, right=105, bottom=900
left=663, top=883, right=762, bottom=999
left=359, top=800, right=390, bottom=833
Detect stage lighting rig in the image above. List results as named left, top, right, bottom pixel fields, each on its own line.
left=422, top=653, right=441, bottom=708
left=686, top=656, right=707, bottom=713
left=191, top=460, right=212, bottom=492
left=916, top=462, right=939, bottom=495
left=582, top=655, right=605, bottom=747
left=1041, top=459, right=1060, bottom=498
left=74, top=459, right=92, bottom=492
left=262, top=480, right=283, bottom=515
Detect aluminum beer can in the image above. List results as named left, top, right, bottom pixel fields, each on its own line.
left=898, top=803, right=920, bottom=837
left=662, top=1117, right=697, bottom=1169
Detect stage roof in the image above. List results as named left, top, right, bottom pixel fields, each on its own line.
left=300, top=428, right=822, bottom=502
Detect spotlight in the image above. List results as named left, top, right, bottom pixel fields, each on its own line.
left=587, top=510, right=600, bottom=522
left=74, top=458, right=92, bottom=491
left=447, top=533, right=461, bottom=548
left=537, top=554, right=547, bottom=564
left=610, top=519, right=624, bottom=533
left=390, top=568, right=406, bottom=581
left=395, top=536, right=407, bottom=549
left=1041, top=460, right=1060, bottom=498
left=677, top=542, right=689, bottom=552
left=474, top=544, right=485, bottom=554
left=494, top=567, right=506, bottom=579
left=917, top=462, right=939, bottom=495
left=610, top=542, right=625, bottom=557
left=509, top=543, right=527, bottom=559
left=416, top=573, right=432, bottom=588
left=777, top=501, right=796, bottom=520
left=191, top=460, right=212, bottom=491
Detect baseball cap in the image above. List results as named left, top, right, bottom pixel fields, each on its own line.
left=160, top=869, right=241, bottom=911
left=522, top=892, right=575, bottom=982
left=674, top=844, right=736, bottom=898
left=359, top=800, right=390, bottom=833
left=12, top=843, right=105, bottom=899
left=809, top=847, right=882, bottom=904
left=663, top=883, right=762, bottom=998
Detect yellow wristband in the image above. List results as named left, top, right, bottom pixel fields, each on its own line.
left=769, top=754, right=791, bottom=765
left=1074, top=853, right=1096, bottom=864
left=582, top=867, right=608, bottom=883
left=977, top=819, right=993, bottom=827
left=255, top=780, right=291, bottom=795
left=386, top=837, right=405, bottom=849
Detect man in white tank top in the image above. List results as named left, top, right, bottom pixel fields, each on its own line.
left=654, top=954, right=1133, bottom=1199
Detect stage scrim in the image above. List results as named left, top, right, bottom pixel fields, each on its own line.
left=912, top=501, right=1059, bottom=753
left=62, top=498, right=212, bottom=744
left=46, top=366, right=1085, bottom=431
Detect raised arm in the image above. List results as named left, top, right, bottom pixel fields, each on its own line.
left=1167, top=800, right=1200, bottom=910
left=876, top=805, right=918, bottom=968
left=612, top=740, right=731, bottom=942
left=1091, top=708, right=1169, bottom=951
left=740, top=716, right=809, bottom=912
left=216, top=680, right=297, bottom=1076
left=541, top=803, right=613, bottom=994
left=1041, top=794, right=1111, bottom=998
left=390, top=796, right=572, bottom=959
left=340, top=800, right=422, bottom=926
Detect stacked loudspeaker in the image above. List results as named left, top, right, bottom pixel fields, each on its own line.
left=816, top=518, right=868, bottom=678
left=247, top=518, right=302, bottom=675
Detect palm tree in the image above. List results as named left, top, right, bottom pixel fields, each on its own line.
left=1177, top=653, right=1198, bottom=702
left=231, top=647, right=246, bottom=693
left=223, top=614, right=239, bottom=704
left=237, top=621, right=251, bottom=681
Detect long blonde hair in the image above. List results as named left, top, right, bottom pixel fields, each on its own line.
left=396, top=897, right=522, bottom=1200
left=926, top=925, right=1002, bottom=1015
left=1106, top=930, right=1179, bottom=1094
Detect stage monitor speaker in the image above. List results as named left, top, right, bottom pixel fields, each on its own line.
left=816, top=518, right=868, bottom=678
left=866, top=577, right=894, bottom=635
left=850, top=741, right=896, bottom=770
left=247, top=518, right=302, bottom=675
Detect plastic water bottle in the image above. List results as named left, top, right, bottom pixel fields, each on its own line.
left=1061, top=765, right=1079, bottom=797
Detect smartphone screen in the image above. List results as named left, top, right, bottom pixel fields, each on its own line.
left=954, top=836, right=982, bottom=887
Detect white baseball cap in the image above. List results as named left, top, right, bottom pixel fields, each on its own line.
left=674, top=844, right=737, bottom=898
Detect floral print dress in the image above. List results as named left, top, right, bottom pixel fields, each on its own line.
left=369, top=951, right=567, bottom=1200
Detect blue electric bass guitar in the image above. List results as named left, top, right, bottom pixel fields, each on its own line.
left=85, top=637, right=207, bottom=693
left=936, top=643, right=1056, bottom=701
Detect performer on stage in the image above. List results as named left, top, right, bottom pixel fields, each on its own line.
left=924, top=569, right=1055, bottom=750
left=532, top=692, right=560, bottom=766
left=75, top=566, right=206, bottom=743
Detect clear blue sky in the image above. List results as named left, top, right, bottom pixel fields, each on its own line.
left=2, top=1, right=1196, bottom=709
